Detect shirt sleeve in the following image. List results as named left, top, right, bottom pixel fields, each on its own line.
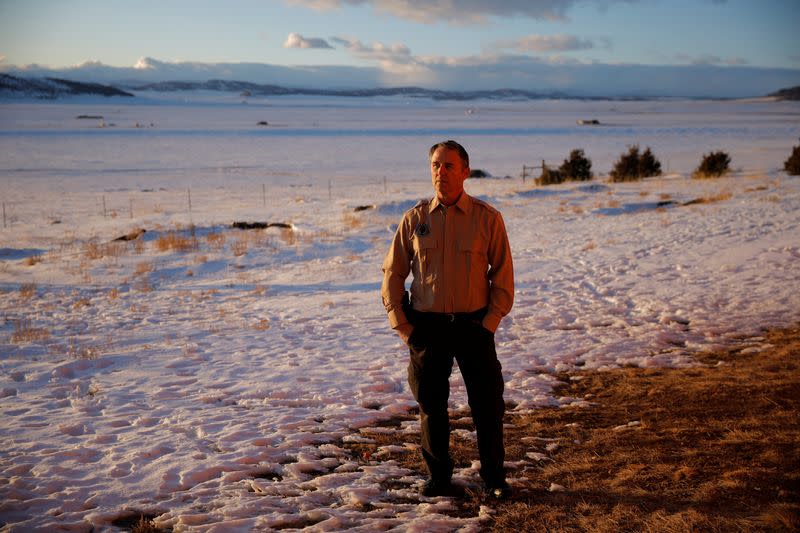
left=381, top=213, right=413, bottom=329
left=482, top=211, right=514, bottom=333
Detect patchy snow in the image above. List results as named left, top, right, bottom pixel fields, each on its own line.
left=1, top=95, right=799, bottom=531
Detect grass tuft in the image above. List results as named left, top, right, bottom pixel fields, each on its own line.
left=19, top=283, right=37, bottom=299
left=11, top=319, right=51, bottom=343
left=155, top=232, right=197, bottom=253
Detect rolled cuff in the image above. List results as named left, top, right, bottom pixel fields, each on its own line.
left=482, top=312, right=502, bottom=333
left=387, top=308, right=409, bottom=329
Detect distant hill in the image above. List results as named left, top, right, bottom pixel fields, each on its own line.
left=769, top=86, right=800, bottom=101
left=0, top=73, right=133, bottom=98
left=12, top=72, right=791, bottom=102
left=132, top=80, right=571, bottom=101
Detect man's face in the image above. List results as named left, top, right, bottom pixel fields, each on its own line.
left=430, top=147, right=469, bottom=206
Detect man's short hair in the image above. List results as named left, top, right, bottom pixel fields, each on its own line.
left=429, top=140, right=469, bottom=168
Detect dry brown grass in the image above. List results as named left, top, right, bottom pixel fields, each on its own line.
left=206, top=231, right=226, bottom=250
left=279, top=227, right=297, bottom=246
left=364, top=326, right=800, bottom=532
left=134, top=261, right=154, bottom=276
left=133, top=238, right=146, bottom=255
left=25, top=255, right=43, bottom=266
left=342, top=212, right=365, bottom=230
left=132, top=278, right=154, bottom=293
left=155, top=232, right=197, bottom=253
left=11, top=319, right=50, bottom=343
left=84, top=240, right=128, bottom=260
left=67, top=337, right=107, bottom=359
left=683, top=190, right=733, bottom=206
left=490, top=325, right=800, bottom=532
left=253, top=318, right=271, bottom=331
left=252, top=285, right=267, bottom=296
left=72, top=298, right=91, bottom=310
left=230, top=238, right=248, bottom=257
left=19, top=282, right=37, bottom=299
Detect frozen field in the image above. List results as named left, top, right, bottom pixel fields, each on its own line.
left=1, top=95, right=799, bottom=531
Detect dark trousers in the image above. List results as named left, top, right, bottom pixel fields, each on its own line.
left=406, top=310, right=506, bottom=486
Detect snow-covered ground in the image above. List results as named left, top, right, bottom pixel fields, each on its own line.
left=1, top=95, right=799, bottom=531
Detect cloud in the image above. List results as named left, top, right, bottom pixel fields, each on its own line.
left=286, top=0, right=615, bottom=23
left=331, top=37, right=412, bottom=63
left=676, top=53, right=748, bottom=66
left=283, top=32, right=334, bottom=49
left=491, top=34, right=596, bottom=54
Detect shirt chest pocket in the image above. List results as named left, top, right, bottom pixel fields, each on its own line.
left=412, top=236, right=438, bottom=271
left=458, top=240, right=489, bottom=279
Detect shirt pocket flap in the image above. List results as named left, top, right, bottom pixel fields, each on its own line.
left=412, top=236, right=437, bottom=251
left=458, top=240, right=486, bottom=254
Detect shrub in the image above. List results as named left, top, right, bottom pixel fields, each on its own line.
left=558, top=149, right=593, bottom=181
left=535, top=164, right=565, bottom=186
left=694, top=151, right=731, bottom=178
left=610, top=145, right=662, bottom=182
left=639, top=147, right=662, bottom=178
left=469, top=169, right=490, bottom=178
left=784, top=141, right=800, bottom=175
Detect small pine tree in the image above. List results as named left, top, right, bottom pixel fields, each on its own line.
left=610, top=145, right=642, bottom=182
left=638, top=147, right=662, bottom=178
left=535, top=164, right=565, bottom=186
left=784, top=140, right=800, bottom=176
left=693, top=151, right=731, bottom=178
left=610, top=145, right=662, bottom=182
left=559, top=149, right=593, bottom=181
left=469, top=169, right=490, bottom=178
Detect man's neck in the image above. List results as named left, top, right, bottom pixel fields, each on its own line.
left=438, top=191, right=464, bottom=207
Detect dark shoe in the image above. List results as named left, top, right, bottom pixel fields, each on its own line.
left=486, top=481, right=511, bottom=500
left=420, top=478, right=459, bottom=497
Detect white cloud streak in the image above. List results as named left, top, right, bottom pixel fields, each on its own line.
left=491, top=34, right=595, bottom=53
left=676, top=53, right=748, bottom=66
left=286, top=0, right=617, bottom=23
left=331, top=37, right=412, bottom=62
left=283, top=32, right=334, bottom=49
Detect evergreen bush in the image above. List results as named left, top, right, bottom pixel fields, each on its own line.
left=638, top=147, right=662, bottom=178
left=784, top=141, right=800, bottom=175
left=693, top=151, right=731, bottom=178
left=609, top=145, right=662, bottom=182
left=558, top=149, right=593, bottom=181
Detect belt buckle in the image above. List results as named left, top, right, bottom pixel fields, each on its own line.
left=446, top=313, right=456, bottom=323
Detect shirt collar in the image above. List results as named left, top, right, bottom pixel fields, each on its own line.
left=430, top=192, right=472, bottom=214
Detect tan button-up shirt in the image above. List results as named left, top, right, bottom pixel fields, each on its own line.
left=381, top=192, right=514, bottom=333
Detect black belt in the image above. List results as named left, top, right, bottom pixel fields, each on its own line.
left=413, top=307, right=487, bottom=324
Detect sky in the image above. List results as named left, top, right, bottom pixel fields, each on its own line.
left=1, top=0, right=799, bottom=97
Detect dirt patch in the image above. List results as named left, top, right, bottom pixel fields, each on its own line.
left=494, top=325, right=800, bottom=532
left=367, top=325, right=800, bottom=531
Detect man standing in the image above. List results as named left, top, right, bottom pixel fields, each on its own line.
left=381, top=140, right=514, bottom=499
